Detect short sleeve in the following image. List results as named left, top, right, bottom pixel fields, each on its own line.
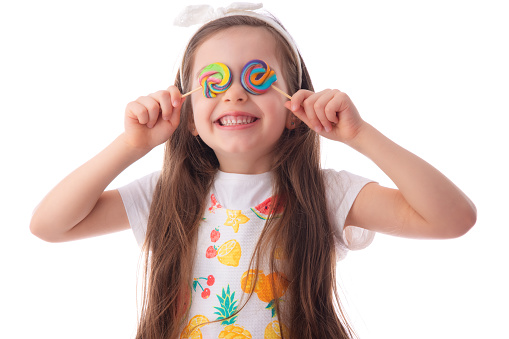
left=322, top=169, right=376, bottom=260
left=117, top=171, right=160, bottom=247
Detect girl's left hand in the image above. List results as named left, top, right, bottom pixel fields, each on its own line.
left=284, top=89, right=366, bottom=144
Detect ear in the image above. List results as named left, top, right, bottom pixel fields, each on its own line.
left=285, top=113, right=299, bottom=130
left=189, top=122, right=199, bottom=136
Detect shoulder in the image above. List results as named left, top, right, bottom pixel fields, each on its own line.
left=320, top=168, right=376, bottom=219
left=321, top=169, right=376, bottom=258
left=117, top=171, right=160, bottom=203
left=116, top=171, right=160, bottom=247
left=321, top=168, right=374, bottom=198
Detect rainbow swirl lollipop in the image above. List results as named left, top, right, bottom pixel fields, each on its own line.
left=241, top=59, right=278, bottom=95
left=199, top=62, right=232, bottom=98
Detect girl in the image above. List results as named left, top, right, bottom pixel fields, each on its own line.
left=30, top=4, right=476, bottom=339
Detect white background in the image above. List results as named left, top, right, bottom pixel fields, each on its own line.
left=1, top=0, right=507, bottom=338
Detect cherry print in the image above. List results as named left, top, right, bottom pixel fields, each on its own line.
left=193, top=276, right=215, bottom=299
left=201, top=288, right=211, bottom=299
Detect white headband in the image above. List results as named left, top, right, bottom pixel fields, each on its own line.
left=174, top=2, right=303, bottom=89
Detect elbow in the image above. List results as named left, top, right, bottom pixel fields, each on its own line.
left=459, top=205, right=477, bottom=237
left=441, top=204, right=477, bottom=239
left=29, top=218, right=48, bottom=242
left=29, top=216, right=64, bottom=243
left=457, top=201, right=477, bottom=237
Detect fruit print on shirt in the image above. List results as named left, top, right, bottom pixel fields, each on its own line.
left=206, top=239, right=242, bottom=267
left=224, top=210, right=250, bottom=233
left=213, top=285, right=239, bottom=325
left=251, top=197, right=284, bottom=220
left=190, top=191, right=291, bottom=337
left=214, top=285, right=253, bottom=338
left=240, top=270, right=289, bottom=317
left=179, top=314, right=209, bottom=339
left=193, top=275, right=216, bottom=299
left=210, top=227, right=220, bottom=242
left=218, top=324, right=253, bottom=338
left=264, top=320, right=288, bottom=339
left=208, top=194, right=222, bottom=213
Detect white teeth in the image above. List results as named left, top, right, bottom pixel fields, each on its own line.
left=219, top=115, right=256, bottom=126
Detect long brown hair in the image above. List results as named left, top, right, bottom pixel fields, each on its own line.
left=136, top=15, right=356, bottom=339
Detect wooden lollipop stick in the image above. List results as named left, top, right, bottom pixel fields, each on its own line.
left=182, top=87, right=202, bottom=97
left=183, top=84, right=291, bottom=99
left=271, top=85, right=292, bottom=100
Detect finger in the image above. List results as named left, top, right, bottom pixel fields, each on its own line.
left=324, top=98, right=340, bottom=125
left=288, top=90, right=324, bottom=132
left=136, top=96, right=160, bottom=128
left=327, top=91, right=351, bottom=124
left=301, top=92, right=326, bottom=133
left=167, top=85, right=183, bottom=107
left=313, top=89, right=336, bottom=132
left=289, top=89, right=313, bottom=112
left=149, top=90, right=173, bottom=122
left=168, top=97, right=183, bottom=128
left=166, top=86, right=184, bottom=127
left=126, top=101, right=149, bottom=125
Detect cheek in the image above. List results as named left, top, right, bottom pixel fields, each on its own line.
left=190, top=99, right=213, bottom=128
left=266, top=96, right=289, bottom=120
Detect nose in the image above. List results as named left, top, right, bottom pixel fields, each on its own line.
left=222, top=81, right=248, bottom=103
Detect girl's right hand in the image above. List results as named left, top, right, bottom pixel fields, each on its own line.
left=124, top=85, right=185, bottom=151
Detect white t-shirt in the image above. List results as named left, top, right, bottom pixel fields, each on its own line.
left=118, top=169, right=375, bottom=337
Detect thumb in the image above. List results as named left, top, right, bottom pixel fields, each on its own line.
left=168, top=96, right=186, bottom=128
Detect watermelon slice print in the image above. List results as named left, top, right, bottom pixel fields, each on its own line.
left=251, top=197, right=284, bottom=220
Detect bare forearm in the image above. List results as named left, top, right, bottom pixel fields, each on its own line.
left=30, top=134, right=148, bottom=237
left=348, top=123, right=477, bottom=237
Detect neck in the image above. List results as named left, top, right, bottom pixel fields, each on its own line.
left=216, top=152, right=272, bottom=174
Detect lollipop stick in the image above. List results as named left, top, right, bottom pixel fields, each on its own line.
left=271, top=85, right=292, bottom=100
left=182, top=86, right=202, bottom=98
left=183, top=84, right=291, bottom=99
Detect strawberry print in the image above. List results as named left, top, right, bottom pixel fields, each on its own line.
left=210, top=227, right=220, bottom=242
left=206, top=245, right=218, bottom=258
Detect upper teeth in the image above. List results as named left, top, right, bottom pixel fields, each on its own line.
left=219, top=115, right=256, bottom=126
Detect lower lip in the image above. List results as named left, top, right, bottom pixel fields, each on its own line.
left=215, top=119, right=258, bottom=130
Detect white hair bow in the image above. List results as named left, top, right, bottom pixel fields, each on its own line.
left=174, top=2, right=263, bottom=27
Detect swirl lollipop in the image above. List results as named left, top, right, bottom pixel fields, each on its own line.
left=182, top=62, right=232, bottom=98
left=200, top=63, right=232, bottom=98
left=241, top=59, right=291, bottom=99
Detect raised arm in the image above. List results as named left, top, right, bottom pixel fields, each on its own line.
left=30, top=86, right=184, bottom=242
left=344, top=122, right=476, bottom=238
left=286, top=89, right=477, bottom=239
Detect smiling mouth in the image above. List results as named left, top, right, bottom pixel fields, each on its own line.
left=217, top=115, right=258, bottom=126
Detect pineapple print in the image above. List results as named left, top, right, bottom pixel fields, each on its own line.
left=180, top=315, right=209, bottom=339
left=264, top=320, right=288, bottom=339
left=218, top=324, right=253, bottom=338
left=213, top=285, right=239, bottom=325
left=224, top=210, right=250, bottom=233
